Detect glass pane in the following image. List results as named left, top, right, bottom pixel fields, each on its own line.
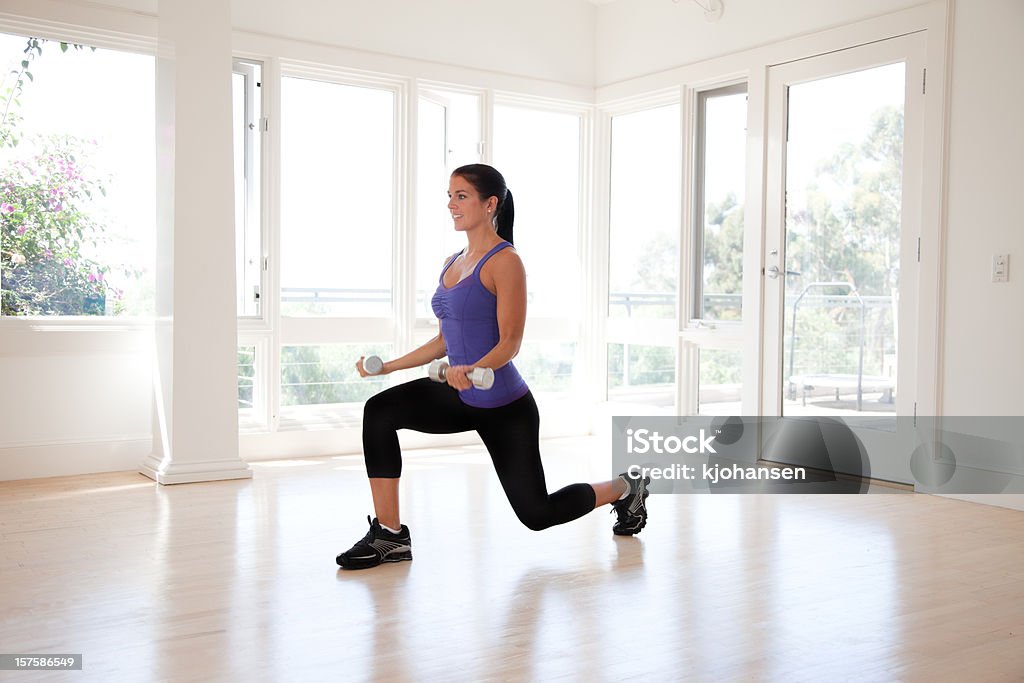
left=238, top=345, right=256, bottom=410
left=782, top=63, right=904, bottom=417
left=492, top=105, right=581, bottom=319
left=280, top=78, right=393, bottom=316
left=698, top=348, right=742, bottom=415
left=608, top=105, right=680, bottom=319
left=416, top=98, right=451, bottom=318
left=515, top=341, right=576, bottom=393
left=0, top=33, right=155, bottom=316
left=607, top=343, right=676, bottom=409
left=697, top=90, right=746, bottom=321
left=233, top=64, right=262, bottom=318
left=281, top=343, right=393, bottom=407
left=439, top=90, right=482, bottom=168
left=415, top=90, right=481, bottom=320
left=493, top=104, right=582, bottom=397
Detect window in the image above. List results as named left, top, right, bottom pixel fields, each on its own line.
left=608, top=104, right=681, bottom=320
left=493, top=102, right=584, bottom=392
left=233, top=60, right=263, bottom=318
left=279, top=77, right=394, bottom=317
left=0, top=33, right=155, bottom=316
left=493, top=104, right=582, bottom=319
left=694, top=85, right=746, bottom=323
left=693, top=85, right=747, bottom=415
left=606, top=103, right=681, bottom=408
left=416, top=87, right=481, bottom=320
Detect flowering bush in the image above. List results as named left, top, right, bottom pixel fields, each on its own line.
left=0, top=135, right=122, bottom=314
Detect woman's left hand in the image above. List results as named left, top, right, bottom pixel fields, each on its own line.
left=445, top=365, right=474, bottom=391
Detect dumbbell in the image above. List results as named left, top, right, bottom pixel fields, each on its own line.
left=363, top=355, right=384, bottom=375
left=428, top=360, right=494, bottom=390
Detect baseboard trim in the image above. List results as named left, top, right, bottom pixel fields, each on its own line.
left=0, top=438, right=151, bottom=482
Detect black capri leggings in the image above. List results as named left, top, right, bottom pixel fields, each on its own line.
left=362, top=378, right=597, bottom=531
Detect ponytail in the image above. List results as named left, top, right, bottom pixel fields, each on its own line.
left=495, top=189, right=514, bottom=245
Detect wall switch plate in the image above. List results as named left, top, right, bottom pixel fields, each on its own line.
left=992, top=253, right=1009, bottom=283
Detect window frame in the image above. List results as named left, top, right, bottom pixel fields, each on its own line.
left=598, top=90, right=683, bottom=405
left=679, top=79, right=750, bottom=415
left=232, top=57, right=266, bottom=321
left=269, top=63, right=409, bottom=425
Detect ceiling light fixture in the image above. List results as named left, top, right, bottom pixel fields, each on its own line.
left=675, top=0, right=724, bottom=23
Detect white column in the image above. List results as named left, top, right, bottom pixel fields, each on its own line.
left=141, top=0, right=251, bottom=485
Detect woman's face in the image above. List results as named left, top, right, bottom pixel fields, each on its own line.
left=448, top=175, right=496, bottom=233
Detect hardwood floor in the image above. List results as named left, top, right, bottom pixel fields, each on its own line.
left=1, top=436, right=1023, bottom=682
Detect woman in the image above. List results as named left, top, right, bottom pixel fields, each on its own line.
left=336, top=164, right=650, bottom=570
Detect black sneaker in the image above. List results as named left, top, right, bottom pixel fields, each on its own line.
left=336, top=516, right=413, bottom=569
left=611, top=472, right=650, bottom=536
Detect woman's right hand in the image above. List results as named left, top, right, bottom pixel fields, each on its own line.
left=444, top=364, right=474, bottom=392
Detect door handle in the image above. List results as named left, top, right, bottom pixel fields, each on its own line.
left=766, top=265, right=781, bottom=279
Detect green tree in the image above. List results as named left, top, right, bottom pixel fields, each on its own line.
left=702, top=191, right=745, bottom=320
left=786, top=106, right=903, bottom=295
left=627, top=230, right=677, bottom=319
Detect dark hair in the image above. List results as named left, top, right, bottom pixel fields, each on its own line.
left=452, top=164, right=515, bottom=245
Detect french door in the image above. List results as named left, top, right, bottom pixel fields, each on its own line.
left=760, top=33, right=926, bottom=482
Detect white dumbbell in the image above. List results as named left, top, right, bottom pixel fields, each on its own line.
left=363, top=355, right=384, bottom=375
left=428, top=360, right=494, bottom=390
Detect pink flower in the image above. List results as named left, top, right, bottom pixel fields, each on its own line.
left=0, top=203, right=14, bottom=214
left=96, top=271, right=104, bottom=281
left=63, top=258, right=73, bottom=267
left=87, top=273, right=97, bottom=282
left=44, top=249, right=52, bottom=259
left=17, top=225, right=27, bottom=235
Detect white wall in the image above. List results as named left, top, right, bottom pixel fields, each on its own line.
left=940, top=0, right=1024, bottom=416
left=940, top=0, right=1024, bottom=510
left=0, top=325, right=152, bottom=478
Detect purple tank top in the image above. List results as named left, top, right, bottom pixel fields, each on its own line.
left=430, top=241, right=530, bottom=408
